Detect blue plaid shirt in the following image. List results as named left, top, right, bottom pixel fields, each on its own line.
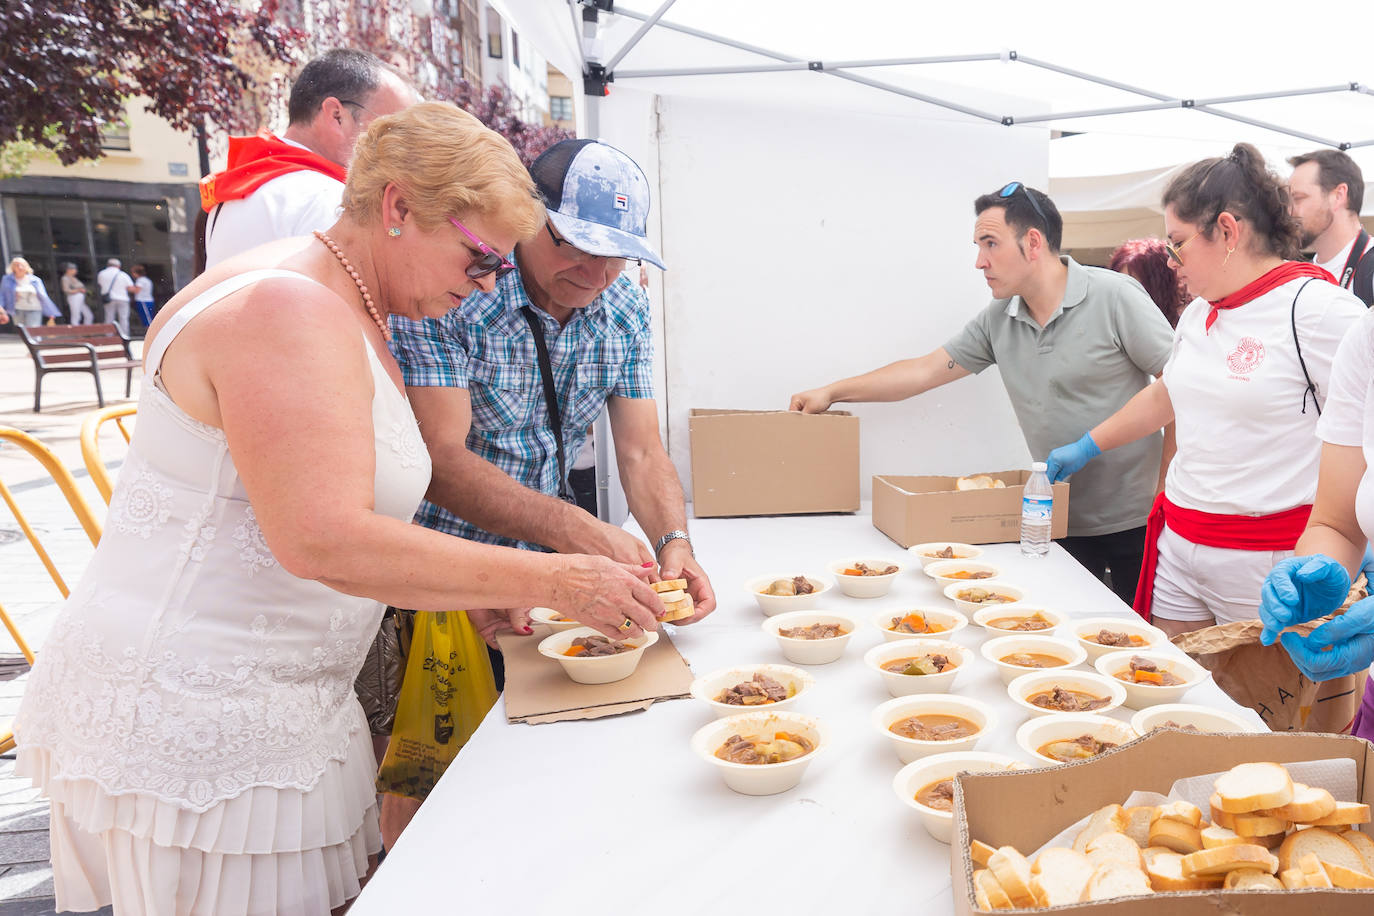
left=389, top=258, right=655, bottom=550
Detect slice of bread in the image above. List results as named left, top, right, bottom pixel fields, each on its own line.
left=1233, top=813, right=1290, bottom=837
left=1298, top=852, right=1333, bottom=888
left=1215, top=762, right=1294, bottom=814
left=1302, top=801, right=1371, bottom=827
left=1209, top=794, right=1237, bottom=830
left=1030, top=848, right=1093, bottom=907
left=650, top=578, right=687, bottom=593
left=974, top=867, right=1013, bottom=909
left=659, top=594, right=695, bottom=622
left=1073, top=804, right=1126, bottom=853
left=970, top=839, right=998, bottom=869
left=1181, top=844, right=1279, bottom=877
left=1251, top=831, right=1286, bottom=849
left=1261, top=783, right=1337, bottom=823
left=1223, top=868, right=1283, bottom=890
left=988, top=846, right=1037, bottom=908
left=1340, top=829, right=1374, bottom=874
left=1086, top=832, right=1145, bottom=870
left=1157, top=800, right=1203, bottom=828
left=1148, top=817, right=1202, bottom=854
left=1278, top=827, right=1368, bottom=874
left=1085, top=862, right=1152, bottom=900
left=1278, top=867, right=1306, bottom=889
left=1122, top=806, right=1157, bottom=848
left=1144, top=850, right=1211, bottom=891
left=1200, top=825, right=1246, bottom=849
left=1322, top=859, right=1374, bottom=889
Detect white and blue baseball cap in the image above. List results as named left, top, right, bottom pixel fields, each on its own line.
left=530, top=139, right=666, bottom=270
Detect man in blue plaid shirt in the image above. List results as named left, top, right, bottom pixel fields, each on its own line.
left=391, top=139, right=717, bottom=644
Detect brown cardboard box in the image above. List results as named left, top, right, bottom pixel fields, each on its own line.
left=872, top=469, right=1069, bottom=547
left=688, top=409, right=860, bottom=518
left=952, top=729, right=1374, bottom=915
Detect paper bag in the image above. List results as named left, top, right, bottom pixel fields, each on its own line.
left=1171, top=617, right=1363, bottom=734
left=376, top=610, right=498, bottom=800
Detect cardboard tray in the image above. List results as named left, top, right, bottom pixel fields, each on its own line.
left=951, top=729, right=1374, bottom=914
left=873, top=469, right=1069, bottom=547
left=499, top=625, right=694, bottom=724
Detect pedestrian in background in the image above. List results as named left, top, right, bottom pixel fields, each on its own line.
left=130, top=263, right=156, bottom=327
left=60, top=263, right=92, bottom=325
left=2, top=257, right=61, bottom=327
left=96, top=258, right=133, bottom=336
left=1109, top=238, right=1189, bottom=328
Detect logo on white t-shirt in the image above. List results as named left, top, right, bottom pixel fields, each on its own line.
left=1226, top=336, right=1266, bottom=376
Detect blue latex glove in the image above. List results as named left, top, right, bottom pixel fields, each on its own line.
left=1360, top=543, right=1374, bottom=586
left=1279, top=594, right=1374, bottom=681
left=1259, top=554, right=1351, bottom=646
left=1045, top=433, right=1101, bottom=484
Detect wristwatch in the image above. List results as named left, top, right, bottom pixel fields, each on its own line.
left=654, top=529, right=692, bottom=559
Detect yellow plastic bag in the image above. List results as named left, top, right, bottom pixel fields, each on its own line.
left=376, top=610, right=498, bottom=800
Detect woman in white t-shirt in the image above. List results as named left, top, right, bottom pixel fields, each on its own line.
left=1046, top=143, right=1365, bottom=636
left=1258, top=308, right=1374, bottom=742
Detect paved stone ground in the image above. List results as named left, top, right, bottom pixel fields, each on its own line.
left=0, top=328, right=135, bottom=914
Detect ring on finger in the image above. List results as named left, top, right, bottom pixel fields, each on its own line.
left=618, top=617, right=635, bottom=631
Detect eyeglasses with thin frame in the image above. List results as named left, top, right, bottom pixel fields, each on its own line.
left=1164, top=230, right=1200, bottom=267
left=544, top=222, right=640, bottom=267
left=998, top=181, right=1050, bottom=234
left=337, top=98, right=378, bottom=121
left=448, top=217, right=516, bottom=279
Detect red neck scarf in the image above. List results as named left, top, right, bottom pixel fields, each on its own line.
left=1204, top=261, right=1334, bottom=333
left=199, top=134, right=348, bottom=212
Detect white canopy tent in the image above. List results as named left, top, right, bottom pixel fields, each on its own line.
left=496, top=0, right=1374, bottom=519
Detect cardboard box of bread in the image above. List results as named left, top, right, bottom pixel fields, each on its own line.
left=953, top=730, right=1374, bottom=914
left=872, top=470, right=1070, bottom=547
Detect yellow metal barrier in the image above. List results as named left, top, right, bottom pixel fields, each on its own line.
left=80, top=404, right=137, bottom=505
left=0, top=427, right=103, bottom=753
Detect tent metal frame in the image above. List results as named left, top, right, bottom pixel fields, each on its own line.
left=575, top=0, right=1374, bottom=151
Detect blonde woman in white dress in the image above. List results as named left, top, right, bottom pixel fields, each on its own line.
left=14, top=102, right=665, bottom=916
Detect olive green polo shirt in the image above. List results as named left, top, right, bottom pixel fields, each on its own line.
left=943, top=256, right=1174, bottom=537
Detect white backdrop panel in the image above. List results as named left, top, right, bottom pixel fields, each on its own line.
left=634, top=91, right=1045, bottom=500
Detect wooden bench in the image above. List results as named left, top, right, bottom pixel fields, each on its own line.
left=18, top=323, right=139, bottom=412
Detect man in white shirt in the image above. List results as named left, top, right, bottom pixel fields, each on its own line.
left=202, top=48, right=416, bottom=268
left=95, top=258, right=134, bottom=336
left=1288, top=149, right=1374, bottom=306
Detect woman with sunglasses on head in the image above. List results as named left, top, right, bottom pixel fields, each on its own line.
left=13, top=103, right=665, bottom=916
left=1046, top=142, right=1365, bottom=636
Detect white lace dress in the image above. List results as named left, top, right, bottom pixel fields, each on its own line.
left=14, top=270, right=432, bottom=915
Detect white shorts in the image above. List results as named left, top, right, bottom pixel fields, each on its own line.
left=1149, top=525, right=1294, bottom=625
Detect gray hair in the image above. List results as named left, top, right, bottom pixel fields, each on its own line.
left=106, top=258, right=121, bottom=267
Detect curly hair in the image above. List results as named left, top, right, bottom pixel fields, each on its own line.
left=1108, top=239, right=1189, bottom=327
left=1161, top=143, right=1301, bottom=261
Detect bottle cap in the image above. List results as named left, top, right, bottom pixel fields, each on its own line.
left=1031, top=461, right=1047, bottom=472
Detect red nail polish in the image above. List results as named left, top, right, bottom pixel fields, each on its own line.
left=522, top=626, right=533, bottom=634
left=642, top=562, right=654, bottom=567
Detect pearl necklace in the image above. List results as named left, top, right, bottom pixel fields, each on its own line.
left=313, top=231, right=391, bottom=341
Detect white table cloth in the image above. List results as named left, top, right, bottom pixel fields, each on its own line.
left=352, top=509, right=1262, bottom=915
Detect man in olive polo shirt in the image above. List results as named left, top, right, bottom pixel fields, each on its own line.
left=789, top=182, right=1174, bottom=604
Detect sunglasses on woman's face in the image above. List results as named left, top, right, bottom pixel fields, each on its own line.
left=448, top=217, right=516, bottom=279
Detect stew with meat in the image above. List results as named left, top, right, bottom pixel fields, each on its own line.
left=1038, top=734, right=1118, bottom=762
left=778, top=622, right=848, bottom=640
left=987, top=613, right=1053, bottom=631
left=888, top=612, right=948, bottom=635
left=1026, top=686, right=1110, bottom=712
left=889, top=713, right=980, bottom=741
left=1114, top=655, right=1183, bottom=686
left=999, top=652, right=1067, bottom=669
left=955, top=588, right=1015, bottom=604
left=1084, top=628, right=1147, bottom=648
left=841, top=562, right=899, bottom=577
left=761, top=576, right=816, bottom=597
left=715, top=673, right=794, bottom=706
left=881, top=653, right=956, bottom=676
left=715, top=731, right=814, bottom=765
left=563, top=635, right=635, bottom=657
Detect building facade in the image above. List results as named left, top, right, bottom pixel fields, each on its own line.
left=0, top=101, right=199, bottom=329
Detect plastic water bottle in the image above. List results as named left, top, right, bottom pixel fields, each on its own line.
left=1020, top=461, right=1053, bottom=558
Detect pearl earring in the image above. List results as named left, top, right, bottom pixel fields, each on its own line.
left=388, top=227, right=401, bottom=238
